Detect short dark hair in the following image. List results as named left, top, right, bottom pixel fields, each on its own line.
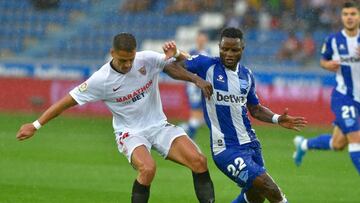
left=113, top=33, right=137, bottom=51
left=343, top=0, right=360, bottom=10
left=220, top=27, right=243, bottom=41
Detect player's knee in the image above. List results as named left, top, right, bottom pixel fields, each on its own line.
left=189, top=153, right=208, bottom=172
left=138, top=161, right=156, bottom=181
left=332, top=141, right=347, bottom=151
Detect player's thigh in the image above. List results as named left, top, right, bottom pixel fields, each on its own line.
left=166, top=135, right=206, bottom=170
left=213, top=147, right=266, bottom=190
left=115, top=132, right=152, bottom=163
left=131, top=145, right=156, bottom=172
left=190, top=109, right=204, bottom=120
left=150, top=123, right=204, bottom=166
left=332, top=126, right=348, bottom=150
left=347, top=130, right=360, bottom=143
left=331, top=91, right=360, bottom=136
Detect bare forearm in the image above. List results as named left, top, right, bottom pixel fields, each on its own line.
left=163, top=62, right=198, bottom=83
left=248, top=104, right=275, bottom=123
left=320, top=59, right=338, bottom=72
left=175, top=50, right=190, bottom=61
left=38, top=94, right=77, bottom=125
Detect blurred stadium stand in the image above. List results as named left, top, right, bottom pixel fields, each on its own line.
left=0, top=0, right=340, bottom=124
left=0, top=0, right=334, bottom=70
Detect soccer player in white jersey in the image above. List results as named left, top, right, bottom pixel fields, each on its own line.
left=169, top=27, right=307, bottom=202
left=16, top=33, right=215, bottom=203
left=293, top=1, right=360, bottom=175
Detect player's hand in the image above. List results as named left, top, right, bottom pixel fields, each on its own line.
left=163, top=41, right=177, bottom=60
left=195, top=79, right=213, bottom=100
left=324, top=60, right=340, bottom=72
left=16, top=123, right=37, bottom=141
left=356, top=46, right=360, bottom=57
left=278, top=108, right=307, bottom=131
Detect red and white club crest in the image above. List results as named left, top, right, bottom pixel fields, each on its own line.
left=138, top=66, right=146, bottom=75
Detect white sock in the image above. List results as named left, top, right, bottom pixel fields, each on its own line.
left=301, top=139, right=308, bottom=151
left=277, top=195, right=288, bottom=203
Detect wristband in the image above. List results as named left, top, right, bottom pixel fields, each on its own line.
left=174, top=49, right=180, bottom=58
left=272, top=114, right=280, bottom=124
left=32, top=120, right=42, bottom=130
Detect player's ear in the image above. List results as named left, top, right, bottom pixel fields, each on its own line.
left=110, top=48, right=116, bottom=58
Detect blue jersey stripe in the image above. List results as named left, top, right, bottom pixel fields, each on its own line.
left=341, top=65, right=354, bottom=97
left=213, top=66, right=228, bottom=91
left=202, top=96, right=213, bottom=151
left=336, top=33, right=349, bottom=55
left=241, top=106, right=256, bottom=140
left=215, top=104, right=240, bottom=148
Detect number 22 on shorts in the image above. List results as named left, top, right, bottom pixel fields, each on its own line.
left=227, top=157, right=248, bottom=182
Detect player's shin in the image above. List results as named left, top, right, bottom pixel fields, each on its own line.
left=231, top=191, right=249, bottom=203
left=131, top=179, right=150, bottom=203
left=306, top=134, right=332, bottom=150
left=277, top=194, right=288, bottom=203
left=192, top=170, right=215, bottom=203
left=349, top=143, right=360, bottom=174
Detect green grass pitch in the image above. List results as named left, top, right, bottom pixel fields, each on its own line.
left=1, top=112, right=359, bottom=203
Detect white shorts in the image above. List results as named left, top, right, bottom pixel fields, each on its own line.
left=115, top=123, right=187, bottom=162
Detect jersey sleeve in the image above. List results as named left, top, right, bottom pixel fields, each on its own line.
left=321, top=35, right=333, bottom=60
left=69, top=71, right=105, bottom=105
left=184, top=54, right=212, bottom=79
left=143, top=50, right=172, bottom=72
left=247, top=72, right=259, bottom=105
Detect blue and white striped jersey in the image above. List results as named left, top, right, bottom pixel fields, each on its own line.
left=185, top=55, right=259, bottom=155
left=322, top=29, right=360, bottom=103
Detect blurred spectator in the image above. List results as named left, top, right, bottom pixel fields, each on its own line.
left=165, top=0, right=200, bottom=14
left=258, top=7, right=271, bottom=31
left=31, top=0, right=59, bottom=10
left=190, top=31, right=211, bottom=56
left=277, top=31, right=302, bottom=61
left=234, top=0, right=248, bottom=16
left=298, top=31, right=316, bottom=64
left=180, top=31, right=211, bottom=139
left=223, top=10, right=241, bottom=28
left=121, top=0, right=152, bottom=12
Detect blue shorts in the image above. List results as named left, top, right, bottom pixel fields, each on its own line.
left=331, top=90, right=360, bottom=134
left=186, top=82, right=202, bottom=110
left=212, top=140, right=266, bottom=191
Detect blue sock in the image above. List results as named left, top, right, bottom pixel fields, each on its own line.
left=232, top=191, right=247, bottom=203
left=187, top=125, right=197, bottom=139
left=187, top=118, right=201, bottom=139
left=349, top=143, right=360, bottom=175
left=307, top=134, right=332, bottom=150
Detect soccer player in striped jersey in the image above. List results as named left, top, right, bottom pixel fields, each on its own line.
left=293, top=1, right=360, bottom=175
left=16, top=33, right=215, bottom=203
left=169, top=27, right=307, bottom=203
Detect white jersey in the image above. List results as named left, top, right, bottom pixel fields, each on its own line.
left=70, top=51, right=170, bottom=134
left=322, top=29, right=360, bottom=102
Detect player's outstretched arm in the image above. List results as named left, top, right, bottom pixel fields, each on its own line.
left=247, top=104, right=307, bottom=131
left=162, top=40, right=190, bottom=61
left=16, top=94, right=78, bottom=141
left=163, top=62, right=213, bottom=99
left=320, top=59, right=340, bottom=72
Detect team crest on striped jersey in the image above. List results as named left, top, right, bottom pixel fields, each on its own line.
left=217, top=74, right=225, bottom=82
left=138, top=66, right=146, bottom=75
